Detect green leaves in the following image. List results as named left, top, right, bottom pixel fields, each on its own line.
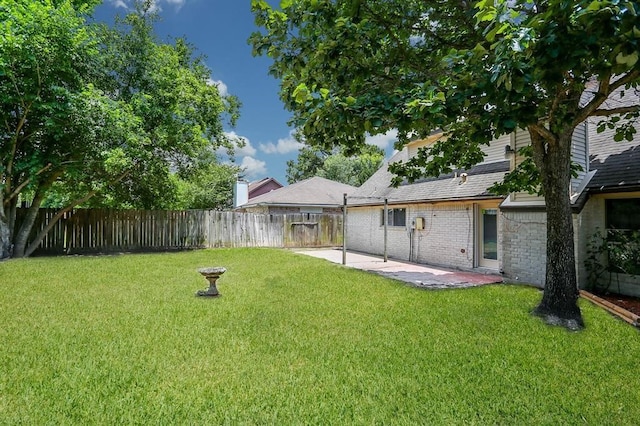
left=615, top=50, right=639, bottom=66
left=286, top=144, right=384, bottom=186
left=1, top=0, right=242, bottom=254
left=405, top=91, right=446, bottom=114
left=251, top=0, right=270, bottom=10
left=103, top=148, right=131, bottom=174
left=252, top=0, right=639, bottom=194
left=293, top=83, right=311, bottom=104
left=474, top=0, right=498, bottom=23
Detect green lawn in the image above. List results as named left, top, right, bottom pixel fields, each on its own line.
left=1, top=248, right=638, bottom=424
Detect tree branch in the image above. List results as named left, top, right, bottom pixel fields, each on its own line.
left=590, top=105, right=640, bottom=117
left=23, top=171, right=131, bottom=257
left=528, top=122, right=556, bottom=143
left=2, top=163, right=54, bottom=207
left=6, top=104, right=32, bottom=192
left=608, top=70, right=640, bottom=93
left=548, top=83, right=571, bottom=125
left=574, top=70, right=640, bottom=126
left=528, top=129, right=547, bottom=171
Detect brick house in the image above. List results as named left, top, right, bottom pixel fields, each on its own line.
left=237, top=176, right=356, bottom=214
left=248, top=177, right=284, bottom=199
left=346, top=110, right=640, bottom=296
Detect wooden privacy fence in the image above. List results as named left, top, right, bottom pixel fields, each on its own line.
left=21, top=209, right=343, bottom=255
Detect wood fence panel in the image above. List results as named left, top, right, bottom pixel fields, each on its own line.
left=284, top=214, right=343, bottom=248
left=17, top=208, right=342, bottom=255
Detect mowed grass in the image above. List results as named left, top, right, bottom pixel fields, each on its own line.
left=1, top=248, right=639, bottom=424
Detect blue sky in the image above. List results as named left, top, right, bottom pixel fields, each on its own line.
left=95, top=0, right=398, bottom=186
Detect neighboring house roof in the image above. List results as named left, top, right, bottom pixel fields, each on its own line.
left=240, top=176, right=357, bottom=208
left=349, top=148, right=509, bottom=207
left=248, top=177, right=284, bottom=199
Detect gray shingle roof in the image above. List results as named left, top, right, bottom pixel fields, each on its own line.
left=350, top=86, right=640, bottom=208
left=349, top=149, right=508, bottom=206
left=587, top=120, right=640, bottom=193
left=241, top=176, right=357, bottom=207
left=584, top=87, right=640, bottom=192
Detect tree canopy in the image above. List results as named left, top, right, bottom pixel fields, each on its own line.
left=252, top=0, right=640, bottom=329
left=286, top=144, right=384, bottom=186
left=0, top=0, right=239, bottom=258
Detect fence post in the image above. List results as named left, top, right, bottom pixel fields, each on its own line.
left=342, top=193, right=347, bottom=265
left=384, top=198, right=388, bottom=262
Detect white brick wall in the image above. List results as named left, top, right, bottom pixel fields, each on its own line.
left=501, top=201, right=606, bottom=289
left=575, top=196, right=605, bottom=288
left=411, top=203, right=475, bottom=269
left=348, top=198, right=624, bottom=291
left=347, top=202, right=501, bottom=270
left=576, top=195, right=640, bottom=296
left=500, top=211, right=547, bottom=286
left=614, top=275, right=640, bottom=297
left=346, top=205, right=410, bottom=260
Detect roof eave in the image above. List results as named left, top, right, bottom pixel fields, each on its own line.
left=346, top=194, right=504, bottom=207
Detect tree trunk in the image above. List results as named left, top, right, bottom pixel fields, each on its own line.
left=0, top=189, right=11, bottom=259
left=11, top=196, right=44, bottom=258
left=531, top=131, right=584, bottom=330
left=0, top=214, right=10, bottom=259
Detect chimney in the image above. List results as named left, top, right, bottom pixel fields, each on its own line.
left=233, top=180, right=249, bottom=208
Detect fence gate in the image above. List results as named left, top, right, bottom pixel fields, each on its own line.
left=287, top=221, right=320, bottom=247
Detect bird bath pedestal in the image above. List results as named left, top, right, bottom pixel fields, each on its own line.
left=196, top=267, right=226, bottom=297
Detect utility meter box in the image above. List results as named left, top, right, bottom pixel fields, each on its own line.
left=415, top=217, right=425, bottom=230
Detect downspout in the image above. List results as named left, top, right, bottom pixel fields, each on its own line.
left=408, top=219, right=414, bottom=262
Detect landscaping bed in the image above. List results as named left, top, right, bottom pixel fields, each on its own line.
left=593, top=291, right=640, bottom=316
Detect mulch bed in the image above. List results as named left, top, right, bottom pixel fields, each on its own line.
left=592, top=291, right=640, bottom=317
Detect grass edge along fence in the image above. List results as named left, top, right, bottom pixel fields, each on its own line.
left=19, top=209, right=343, bottom=255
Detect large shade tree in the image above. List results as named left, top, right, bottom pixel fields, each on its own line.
left=0, top=0, right=238, bottom=258
left=251, top=0, right=640, bottom=329
left=286, top=144, right=384, bottom=185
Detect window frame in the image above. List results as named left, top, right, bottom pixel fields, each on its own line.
left=604, top=197, right=640, bottom=275
left=381, top=207, right=407, bottom=227
left=605, top=198, right=640, bottom=231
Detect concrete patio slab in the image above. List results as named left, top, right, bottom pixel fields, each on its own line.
left=294, top=248, right=503, bottom=289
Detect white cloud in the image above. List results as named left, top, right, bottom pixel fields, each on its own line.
left=365, top=129, right=398, bottom=150
left=108, top=0, right=128, bottom=8
left=106, top=0, right=186, bottom=12
left=223, top=131, right=256, bottom=157
left=240, top=157, right=267, bottom=179
left=147, top=1, right=161, bottom=13
left=165, top=0, right=186, bottom=8
left=259, top=130, right=303, bottom=154
left=207, top=79, right=229, bottom=97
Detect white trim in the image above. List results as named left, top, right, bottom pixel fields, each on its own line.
left=500, top=194, right=547, bottom=208
left=478, top=206, right=499, bottom=269
left=570, top=169, right=597, bottom=203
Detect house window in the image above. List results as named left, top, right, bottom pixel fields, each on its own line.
left=301, top=207, right=323, bottom=214
left=605, top=198, right=640, bottom=275
left=606, top=198, right=640, bottom=231
left=381, top=208, right=406, bottom=227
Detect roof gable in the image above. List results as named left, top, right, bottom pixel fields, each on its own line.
left=241, top=176, right=357, bottom=207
